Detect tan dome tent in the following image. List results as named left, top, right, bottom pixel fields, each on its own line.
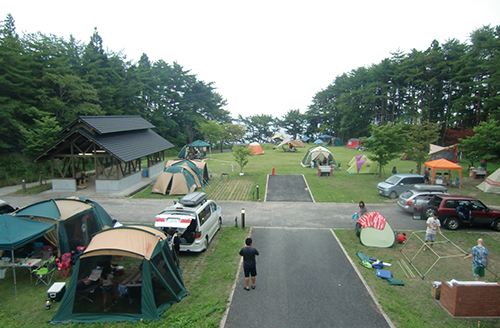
left=165, top=159, right=209, bottom=186
left=50, top=226, right=187, bottom=323
left=290, top=140, right=305, bottom=148
left=13, top=197, right=113, bottom=255
left=151, top=165, right=199, bottom=195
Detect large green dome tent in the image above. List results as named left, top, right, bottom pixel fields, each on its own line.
left=50, top=225, right=187, bottom=323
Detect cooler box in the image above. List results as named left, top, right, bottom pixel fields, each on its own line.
left=47, top=282, right=66, bottom=302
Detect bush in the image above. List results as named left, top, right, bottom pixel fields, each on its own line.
left=0, top=154, right=50, bottom=187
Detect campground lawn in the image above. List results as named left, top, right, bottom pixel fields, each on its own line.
left=136, top=143, right=500, bottom=207
left=2, top=143, right=500, bottom=327
left=2, top=227, right=500, bottom=327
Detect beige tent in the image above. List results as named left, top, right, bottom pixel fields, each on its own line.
left=166, top=159, right=209, bottom=185
left=290, top=140, right=305, bottom=148
left=477, top=168, right=500, bottom=194
left=13, top=197, right=113, bottom=255
left=151, top=166, right=199, bottom=195
left=51, top=226, right=187, bottom=323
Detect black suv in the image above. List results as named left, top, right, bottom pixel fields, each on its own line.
left=415, top=195, right=500, bottom=231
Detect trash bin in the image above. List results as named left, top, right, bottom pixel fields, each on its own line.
left=143, top=168, right=149, bottom=177
left=41, top=245, right=53, bottom=261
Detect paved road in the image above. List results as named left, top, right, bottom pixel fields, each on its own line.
left=224, top=228, right=391, bottom=328
left=2, top=193, right=427, bottom=232
left=1, top=183, right=424, bottom=328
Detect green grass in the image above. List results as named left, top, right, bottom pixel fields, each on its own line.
left=0, top=227, right=249, bottom=328
left=13, top=182, right=52, bottom=195
left=3, top=144, right=500, bottom=327
left=335, top=229, right=500, bottom=328
left=137, top=143, right=500, bottom=206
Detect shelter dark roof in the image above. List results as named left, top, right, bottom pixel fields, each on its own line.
left=78, top=128, right=174, bottom=162
left=36, top=115, right=174, bottom=163
left=62, top=115, right=155, bottom=135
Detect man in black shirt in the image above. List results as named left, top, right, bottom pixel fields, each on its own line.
left=239, top=237, right=259, bottom=291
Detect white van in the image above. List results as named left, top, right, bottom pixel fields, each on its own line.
left=154, top=192, right=222, bottom=252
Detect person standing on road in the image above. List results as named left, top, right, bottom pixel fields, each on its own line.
left=464, top=238, right=489, bottom=281
left=239, top=237, right=259, bottom=291
left=423, top=213, right=442, bottom=251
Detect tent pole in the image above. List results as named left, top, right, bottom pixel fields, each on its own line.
left=11, top=250, right=17, bottom=299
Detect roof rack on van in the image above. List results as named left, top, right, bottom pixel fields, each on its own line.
left=178, top=192, right=207, bottom=206
left=413, top=184, right=448, bottom=192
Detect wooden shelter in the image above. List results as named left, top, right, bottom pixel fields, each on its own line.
left=35, top=116, right=174, bottom=188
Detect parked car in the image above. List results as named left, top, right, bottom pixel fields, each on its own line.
left=0, top=199, right=16, bottom=214
left=415, top=194, right=500, bottom=231
left=377, top=174, right=425, bottom=199
left=154, top=192, right=222, bottom=252
left=397, top=184, right=449, bottom=213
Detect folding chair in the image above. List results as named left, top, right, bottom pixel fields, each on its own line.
left=33, top=256, right=56, bottom=286
left=75, top=280, right=100, bottom=303
left=56, top=253, right=72, bottom=279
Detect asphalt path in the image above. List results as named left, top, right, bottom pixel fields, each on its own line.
left=224, top=228, right=391, bottom=328
left=2, top=193, right=427, bottom=231
left=265, top=175, right=314, bottom=202
left=1, top=186, right=425, bottom=328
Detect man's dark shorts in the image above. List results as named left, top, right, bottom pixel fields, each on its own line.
left=244, top=266, right=257, bottom=277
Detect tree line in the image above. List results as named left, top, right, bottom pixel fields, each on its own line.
left=304, top=25, right=500, bottom=145
left=1, top=14, right=499, bottom=166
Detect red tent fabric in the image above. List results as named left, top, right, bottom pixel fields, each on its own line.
left=357, top=212, right=387, bottom=230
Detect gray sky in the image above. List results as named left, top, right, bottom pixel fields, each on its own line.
left=2, top=1, right=500, bottom=119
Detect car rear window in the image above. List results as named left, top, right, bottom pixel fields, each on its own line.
left=400, top=190, right=415, bottom=198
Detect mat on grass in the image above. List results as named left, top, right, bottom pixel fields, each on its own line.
left=265, top=175, right=314, bottom=202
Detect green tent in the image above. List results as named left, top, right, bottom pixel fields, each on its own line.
left=0, top=215, right=56, bottom=297
left=346, top=154, right=378, bottom=174
left=151, top=165, right=199, bottom=195
left=51, top=225, right=187, bottom=323
left=189, top=140, right=210, bottom=148
left=333, top=137, right=343, bottom=146
left=356, top=212, right=395, bottom=248
left=13, top=197, right=113, bottom=255
left=167, top=159, right=208, bottom=186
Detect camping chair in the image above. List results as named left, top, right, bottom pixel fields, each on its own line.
left=56, top=253, right=72, bottom=279
left=75, top=280, right=100, bottom=303
left=33, top=256, right=56, bottom=286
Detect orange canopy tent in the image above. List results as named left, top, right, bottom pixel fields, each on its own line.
left=424, top=158, right=462, bottom=188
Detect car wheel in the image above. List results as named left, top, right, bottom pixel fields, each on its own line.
left=445, top=216, right=461, bottom=230
left=421, top=206, right=436, bottom=220
left=202, top=236, right=209, bottom=252
left=389, top=191, right=397, bottom=199
left=217, top=217, right=222, bottom=231
left=492, top=218, right=500, bottom=231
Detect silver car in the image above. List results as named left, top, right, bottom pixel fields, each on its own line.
left=0, top=199, right=16, bottom=214
left=154, top=192, right=222, bottom=252
left=377, top=174, right=426, bottom=199
left=397, top=184, right=448, bottom=213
